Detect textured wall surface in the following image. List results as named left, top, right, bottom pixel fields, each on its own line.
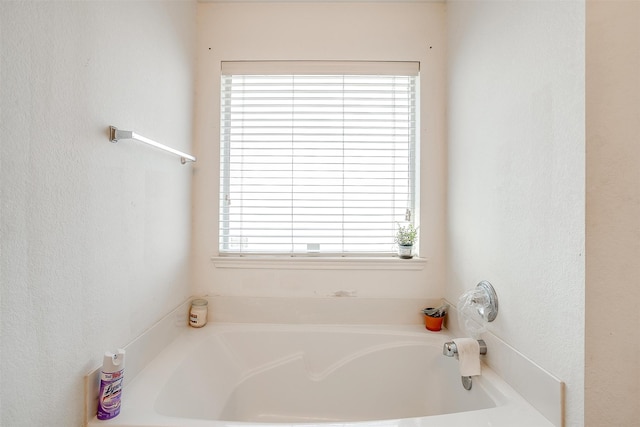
left=446, top=2, right=585, bottom=425
left=0, top=2, right=196, bottom=426
left=586, top=1, right=640, bottom=424
left=192, top=2, right=447, bottom=300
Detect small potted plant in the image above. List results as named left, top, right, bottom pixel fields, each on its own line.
left=395, top=223, right=417, bottom=259
left=421, top=304, right=448, bottom=331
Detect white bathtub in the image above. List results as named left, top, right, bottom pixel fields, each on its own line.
left=88, top=324, right=554, bottom=427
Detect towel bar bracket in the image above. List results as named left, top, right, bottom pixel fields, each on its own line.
left=109, top=126, right=132, bottom=143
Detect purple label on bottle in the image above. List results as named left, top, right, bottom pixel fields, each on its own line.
left=97, top=370, right=123, bottom=420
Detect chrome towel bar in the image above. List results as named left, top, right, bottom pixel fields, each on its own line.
left=109, top=126, right=196, bottom=164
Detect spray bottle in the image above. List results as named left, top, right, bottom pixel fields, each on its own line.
left=97, top=349, right=125, bottom=420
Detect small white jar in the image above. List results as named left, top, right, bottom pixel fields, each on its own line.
left=189, top=299, right=208, bottom=328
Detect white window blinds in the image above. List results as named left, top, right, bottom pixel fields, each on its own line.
left=219, top=61, right=419, bottom=256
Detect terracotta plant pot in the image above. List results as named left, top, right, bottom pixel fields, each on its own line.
left=423, top=311, right=445, bottom=331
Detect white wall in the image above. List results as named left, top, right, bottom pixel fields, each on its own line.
left=0, top=2, right=196, bottom=426
left=585, top=1, right=640, bottom=424
left=446, top=1, right=585, bottom=426
left=193, top=2, right=447, bottom=302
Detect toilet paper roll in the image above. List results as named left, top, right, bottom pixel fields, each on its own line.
left=452, top=338, right=481, bottom=377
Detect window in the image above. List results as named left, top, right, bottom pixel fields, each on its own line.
left=219, top=61, right=419, bottom=256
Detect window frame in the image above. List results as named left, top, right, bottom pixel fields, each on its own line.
left=218, top=61, right=421, bottom=258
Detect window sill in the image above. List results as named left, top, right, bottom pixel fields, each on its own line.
left=210, top=256, right=427, bottom=271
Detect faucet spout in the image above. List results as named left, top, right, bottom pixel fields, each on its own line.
left=442, top=339, right=487, bottom=358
